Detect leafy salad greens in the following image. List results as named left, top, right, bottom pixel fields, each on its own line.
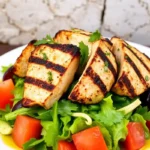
left=0, top=32, right=150, bottom=150
left=0, top=72, right=150, bottom=150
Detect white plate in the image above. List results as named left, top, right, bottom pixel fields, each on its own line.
left=0, top=42, right=150, bottom=150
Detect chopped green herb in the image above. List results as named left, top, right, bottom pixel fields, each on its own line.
left=104, top=61, right=109, bottom=72
left=34, top=35, right=55, bottom=46
left=39, top=49, right=44, bottom=54
left=89, top=30, right=102, bottom=42
left=126, top=44, right=132, bottom=49
left=79, top=41, right=89, bottom=66
left=117, top=48, right=120, bottom=51
left=125, top=55, right=128, bottom=59
left=0, top=64, right=12, bottom=73
left=145, top=75, right=149, bottom=81
left=105, top=52, right=111, bottom=56
left=47, top=71, right=53, bottom=82
left=42, top=53, right=48, bottom=61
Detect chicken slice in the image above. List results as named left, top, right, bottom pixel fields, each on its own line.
left=13, top=40, right=36, bottom=77
left=22, top=44, right=80, bottom=109
left=68, top=39, right=117, bottom=104
left=111, top=37, right=150, bottom=97
left=54, top=28, right=112, bottom=56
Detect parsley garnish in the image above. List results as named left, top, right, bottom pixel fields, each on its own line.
left=126, top=44, right=132, bottom=49
left=47, top=71, right=53, bottom=82
left=89, top=30, right=101, bottom=42
left=104, top=61, right=109, bottom=72
left=42, top=53, right=48, bottom=61
left=145, top=75, right=149, bottom=81
left=34, top=35, right=55, bottom=46
left=79, top=41, right=89, bottom=66
left=117, top=48, right=120, bottom=51
left=105, top=52, right=111, bottom=56
left=0, top=64, right=12, bottom=73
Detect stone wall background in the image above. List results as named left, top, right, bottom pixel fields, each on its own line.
left=0, top=0, right=150, bottom=45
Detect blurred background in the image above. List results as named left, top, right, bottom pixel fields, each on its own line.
left=0, top=0, right=150, bottom=54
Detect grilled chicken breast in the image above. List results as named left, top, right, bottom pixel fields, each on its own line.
left=54, top=28, right=112, bottom=56
left=68, top=39, right=117, bottom=104
left=111, top=37, right=150, bottom=97
left=13, top=40, right=36, bottom=77
left=22, top=44, right=80, bottom=109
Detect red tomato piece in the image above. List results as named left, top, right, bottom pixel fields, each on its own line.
left=0, top=79, right=14, bottom=109
left=12, top=115, right=42, bottom=148
left=72, top=126, right=108, bottom=150
left=124, top=122, right=145, bottom=150
left=58, top=141, right=77, bottom=150
left=146, top=121, right=150, bottom=130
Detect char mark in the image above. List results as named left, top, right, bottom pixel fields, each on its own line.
left=86, top=66, right=107, bottom=95
left=25, top=76, right=55, bottom=91
left=29, top=40, right=37, bottom=45
left=119, top=73, right=136, bottom=97
left=97, top=47, right=117, bottom=78
left=22, top=98, right=35, bottom=106
left=29, top=56, right=66, bottom=74
left=46, top=44, right=80, bottom=57
left=125, top=54, right=147, bottom=87
left=104, top=38, right=113, bottom=46
left=124, top=44, right=150, bottom=72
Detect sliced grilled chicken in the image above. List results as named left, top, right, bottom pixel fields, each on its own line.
left=54, top=28, right=93, bottom=56
left=68, top=39, right=117, bottom=104
left=54, top=28, right=112, bottom=56
left=13, top=40, right=36, bottom=77
left=111, top=37, right=150, bottom=97
left=22, top=44, right=80, bottom=109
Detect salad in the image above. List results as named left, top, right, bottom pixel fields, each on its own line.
left=0, top=29, right=150, bottom=150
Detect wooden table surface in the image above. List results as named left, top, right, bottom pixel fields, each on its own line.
left=0, top=44, right=20, bottom=56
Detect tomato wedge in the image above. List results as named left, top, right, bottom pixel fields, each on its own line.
left=58, top=141, right=77, bottom=150
left=12, top=115, right=42, bottom=148
left=0, top=79, right=14, bottom=109
left=124, top=122, right=145, bottom=150
left=146, top=121, right=150, bottom=130
left=72, top=126, right=108, bottom=150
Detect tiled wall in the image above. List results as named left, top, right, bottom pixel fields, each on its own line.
left=0, top=0, right=150, bottom=45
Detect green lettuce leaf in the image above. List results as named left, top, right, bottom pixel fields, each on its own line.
left=135, top=106, right=150, bottom=121
left=91, top=95, right=124, bottom=127
left=109, top=119, right=128, bottom=150
left=79, top=41, right=89, bottom=66
left=58, top=99, right=79, bottom=116
left=41, top=102, right=59, bottom=150
left=23, top=138, right=45, bottom=150
left=58, top=116, right=71, bottom=140
left=12, top=76, right=24, bottom=103
left=69, top=117, right=90, bottom=134
left=0, top=64, right=12, bottom=73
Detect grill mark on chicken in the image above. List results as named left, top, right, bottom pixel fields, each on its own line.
left=29, top=56, right=66, bottom=74
left=22, top=98, right=34, bottom=106
left=25, top=76, right=55, bottom=91
left=45, top=44, right=80, bottom=57
left=119, top=73, right=136, bottom=97
left=125, top=54, right=147, bottom=87
left=124, top=44, right=150, bottom=72
left=103, top=38, right=113, bottom=46
left=97, top=47, right=117, bottom=79
left=86, top=66, right=107, bottom=95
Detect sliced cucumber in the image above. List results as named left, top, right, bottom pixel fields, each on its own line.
left=0, top=120, right=13, bottom=135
